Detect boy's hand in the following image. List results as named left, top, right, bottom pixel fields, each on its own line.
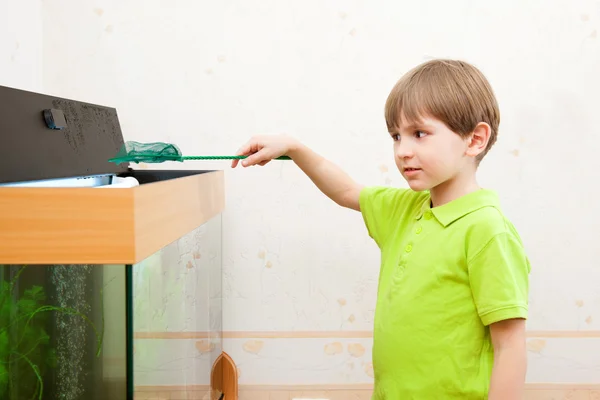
left=232, top=135, right=298, bottom=168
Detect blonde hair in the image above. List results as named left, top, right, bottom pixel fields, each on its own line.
left=384, top=59, right=500, bottom=162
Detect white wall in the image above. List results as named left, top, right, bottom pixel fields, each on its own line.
left=36, top=0, right=600, bottom=392
left=1, top=0, right=43, bottom=91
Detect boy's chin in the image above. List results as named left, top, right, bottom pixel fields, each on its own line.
left=405, top=180, right=432, bottom=192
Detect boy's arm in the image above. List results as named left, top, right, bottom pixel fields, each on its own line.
left=288, top=141, right=363, bottom=211
left=233, top=135, right=363, bottom=211
left=488, top=318, right=527, bottom=400
left=467, top=231, right=530, bottom=399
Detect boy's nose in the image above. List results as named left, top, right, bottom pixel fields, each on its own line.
left=396, top=142, right=415, bottom=159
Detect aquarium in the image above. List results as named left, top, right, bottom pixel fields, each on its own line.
left=0, top=84, right=226, bottom=400
left=0, top=205, right=224, bottom=400
left=0, top=264, right=129, bottom=400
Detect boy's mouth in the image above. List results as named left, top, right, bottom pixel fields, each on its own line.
left=403, top=167, right=422, bottom=176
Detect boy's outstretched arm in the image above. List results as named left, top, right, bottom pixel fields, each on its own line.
left=488, top=318, right=527, bottom=399
left=232, top=135, right=363, bottom=211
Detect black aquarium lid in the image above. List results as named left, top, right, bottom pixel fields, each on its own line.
left=0, top=85, right=129, bottom=184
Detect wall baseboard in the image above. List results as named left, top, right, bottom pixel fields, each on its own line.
left=135, top=384, right=210, bottom=399
left=133, top=330, right=600, bottom=339
left=135, top=383, right=600, bottom=400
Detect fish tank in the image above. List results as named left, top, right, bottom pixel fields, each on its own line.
left=0, top=85, right=225, bottom=400
left=0, top=214, right=223, bottom=400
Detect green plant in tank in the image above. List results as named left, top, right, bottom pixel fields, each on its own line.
left=0, top=266, right=105, bottom=400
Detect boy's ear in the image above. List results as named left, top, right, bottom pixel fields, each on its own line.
left=466, top=122, right=491, bottom=158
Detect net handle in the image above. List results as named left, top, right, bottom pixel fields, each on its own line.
left=181, top=155, right=291, bottom=160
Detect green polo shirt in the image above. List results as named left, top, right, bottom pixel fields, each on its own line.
left=359, top=186, right=530, bottom=399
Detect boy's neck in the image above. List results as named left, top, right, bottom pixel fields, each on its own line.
left=429, top=171, right=481, bottom=208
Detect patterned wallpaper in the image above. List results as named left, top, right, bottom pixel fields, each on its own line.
left=21, top=0, right=600, bottom=395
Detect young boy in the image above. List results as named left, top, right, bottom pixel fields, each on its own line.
left=231, top=59, right=530, bottom=399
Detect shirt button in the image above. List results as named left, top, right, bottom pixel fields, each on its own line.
left=424, top=211, right=432, bottom=220
left=405, top=244, right=412, bottom=253
left=416, top=226, right=422, bottom=234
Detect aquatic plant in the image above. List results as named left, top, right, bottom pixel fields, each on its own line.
left=0, top=266, right=104, bottom=400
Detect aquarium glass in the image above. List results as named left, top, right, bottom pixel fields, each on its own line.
left=132, top=214, right=223, bottom=399
left=0, top=264, right=128, bottom=400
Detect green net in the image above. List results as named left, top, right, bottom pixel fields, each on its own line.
left=109, top=141, right=184, bottom=164
left=108, top=141, right=291, bottom=164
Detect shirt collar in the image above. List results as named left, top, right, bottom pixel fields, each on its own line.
left=415, top=189, right=501, bottom=227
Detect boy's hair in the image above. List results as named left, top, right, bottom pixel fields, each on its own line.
left=384, top=59, right=500, bottom=162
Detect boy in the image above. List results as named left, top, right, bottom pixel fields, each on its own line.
left=231, top=59, right=530, bottom=399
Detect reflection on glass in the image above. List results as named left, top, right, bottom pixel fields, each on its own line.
left=0, top=264, right=127, bottom=400
left=133, top=214, right=222, bottom=399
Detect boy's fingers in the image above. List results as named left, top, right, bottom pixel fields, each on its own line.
left=242, top=150, right=268, bottom=167
left=241, top=155, right=258, bottom=167
left=235, top=142, right=252, bottom=157
left=233, top=139, right=259, bottom=168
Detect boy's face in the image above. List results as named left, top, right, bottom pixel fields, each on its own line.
left=390, top=115, right=473, bottom=192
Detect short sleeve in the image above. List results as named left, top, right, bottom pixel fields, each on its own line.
left=467, top=232, right=531, bottom=326
left=358, top=186, right=415, bottom=248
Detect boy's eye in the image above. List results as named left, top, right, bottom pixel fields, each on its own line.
left=415, top=131, right=427, bottom=138
left=391, top=134, right=400, bottom=141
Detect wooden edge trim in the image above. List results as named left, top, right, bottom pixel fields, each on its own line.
left=133, top=330, right=600, bottom=339
left=0, top=186, right=135, bottom=264
left=524, top=383, right=600, bottom=390
left=526, top=330, right=600, bottom=338
left=0, top=171, right=224, bottom=264
left=238, top=384, right=374, bottom=391
left=240, top=383, right=600, bottom=390
left=134, top=331, right=222, bottom=339
left=136, top=385, right=209, bottom=392
left=133, top=170, right=224, bottom=263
